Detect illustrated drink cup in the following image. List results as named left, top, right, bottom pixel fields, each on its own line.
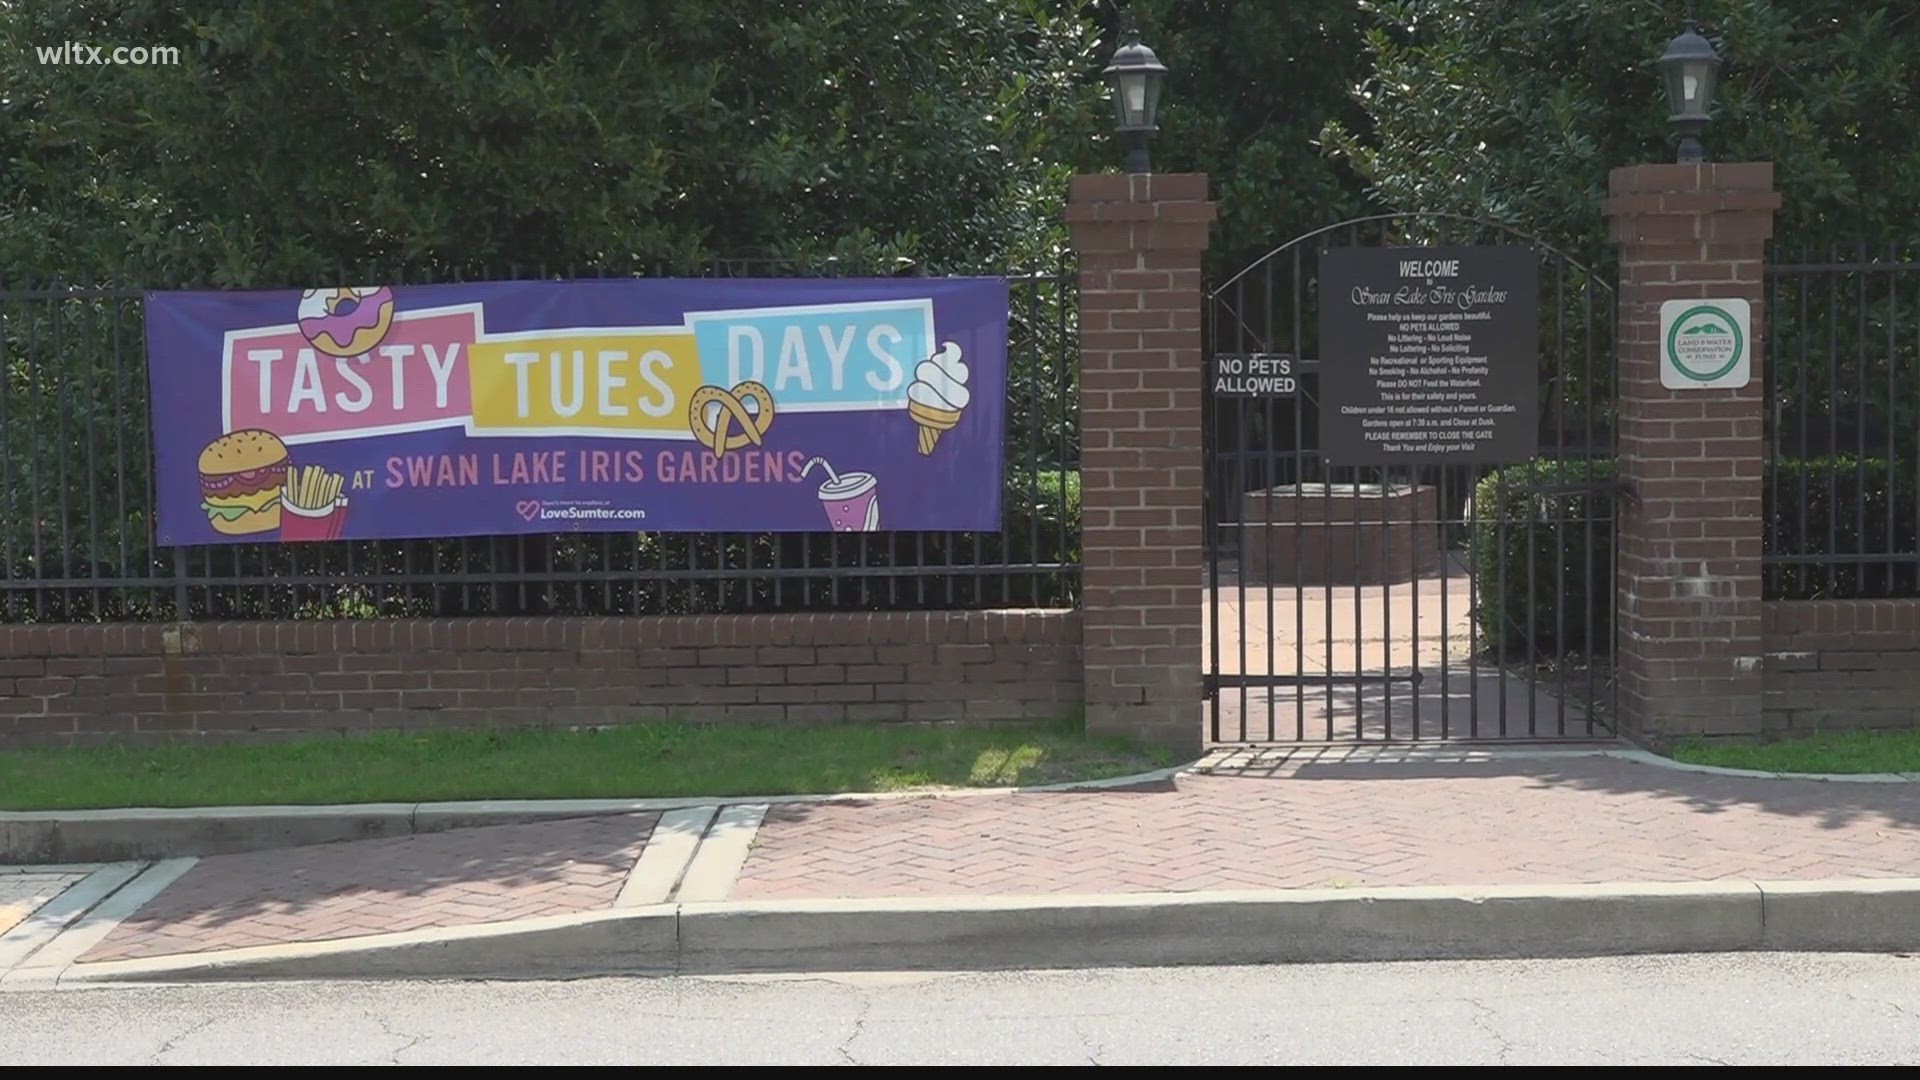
left=804, top=457, right=879, bottom=532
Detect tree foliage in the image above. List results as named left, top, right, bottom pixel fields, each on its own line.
left=0, top=0, right=1101, bottom=284
left=1117, top=0, right=1372, bottom=268
left=8, top=1, right=1920, bottom=280
left=1325, top=0, right=1920, bottom=250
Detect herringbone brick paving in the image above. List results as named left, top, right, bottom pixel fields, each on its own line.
left=80, top=813, right=657, bottom=963
left=56, top=753, right=1920, bottom=963
left=732, top=755, right=1920, bottom=899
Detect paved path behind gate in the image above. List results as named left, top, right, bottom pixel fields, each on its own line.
left=1204, top=562, right=1591, bottom=741
left=1206, top=563, right=1478, bottom=678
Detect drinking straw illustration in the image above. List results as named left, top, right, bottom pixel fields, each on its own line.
left=802, top=456, right=881, bottom=531
left=802, top=457, right=839, bottom=485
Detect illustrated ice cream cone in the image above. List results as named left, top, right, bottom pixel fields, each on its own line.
left=908, top=400, right=961, bottom=454
left=906, top=342, right=970, bottom=456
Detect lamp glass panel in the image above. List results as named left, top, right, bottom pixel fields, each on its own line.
left=1116, top=71, right=1148, bottom=126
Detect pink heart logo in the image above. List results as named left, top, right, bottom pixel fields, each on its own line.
left=515, top=500, right=541, bottom=522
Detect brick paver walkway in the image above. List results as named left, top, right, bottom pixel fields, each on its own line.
left=80, top=814, right=657, bottom=963
left=732, top=754, right=1920, bottom=899
left=49, top=752, right=1920, bottom=964
left=0, top=870, right=85, bottom=936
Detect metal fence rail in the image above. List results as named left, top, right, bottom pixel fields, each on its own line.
left=0, top=259, right=1081, bottom=621
left=1766, top=245, right=1920, bottom=600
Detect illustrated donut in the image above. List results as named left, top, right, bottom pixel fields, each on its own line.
left=297, top=286, right=397, bottom=358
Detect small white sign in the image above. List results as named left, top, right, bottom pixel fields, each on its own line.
left=1660, top=298, right=1751, bottom=389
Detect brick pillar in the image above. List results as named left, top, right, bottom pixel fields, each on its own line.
left=1065, top=173, right=1215, bottom=754
left=1603, top=163, right=1781, bottom=742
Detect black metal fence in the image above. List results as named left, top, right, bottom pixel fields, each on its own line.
left=0, top=258, right=1080, bottom=622
left=1765, top=245, right=1920, bottom=600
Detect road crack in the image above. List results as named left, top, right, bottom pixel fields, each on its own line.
left=837, top=995, right=873, bottom=1065
left=369, top=1011, right=428, bottom=1063
left=1846, top=990, right=1915, bottom=1023
left=149, top=1016, right=218, bottom=1064
left=1465, top=997, right=1514, bottom=1065
left=1077, top=1026, right=1106, bottom=1066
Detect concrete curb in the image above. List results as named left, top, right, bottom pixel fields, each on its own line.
left=675, top=805, right=768, bottom=904
left=1600, top=747, right=1920, bottom=784
left=0, top=762, right=1191, bottom=864
left=11, top=877, right=1920, bottom=987
left=33, top=907, right=680, bottom=985
left=616, top=806, right=716, bottom=908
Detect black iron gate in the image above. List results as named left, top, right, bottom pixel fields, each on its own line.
left=1203, top=214, right=1619, bottom=742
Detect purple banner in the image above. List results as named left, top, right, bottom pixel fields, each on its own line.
left=144, top=278, right=1009, bottom=544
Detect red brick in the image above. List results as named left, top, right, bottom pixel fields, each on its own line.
left=754, top=686, right=820, bottom=704
left=5, top=610, right=1083, bottom=748
left=1606, top=161, right=1777, bottom=742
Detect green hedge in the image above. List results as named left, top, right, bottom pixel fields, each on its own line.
left=1470, top=457, right=1617, bottom=659
left=1470, top=453, right=1920, bottom=654
left=1767, top=455, right=1920, bottom=599
left=1004, top=467, right=1081, bottom=563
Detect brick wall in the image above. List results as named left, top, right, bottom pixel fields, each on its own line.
left=1603, top=163, right=1781, bottom=740
left=0, top=611, right=1082, bottom=746
left=1762, top=600, right=1920, bottom=734
left=1065, top=172, right=1213, bottom=754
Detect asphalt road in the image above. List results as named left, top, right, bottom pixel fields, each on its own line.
left=4, top=953, right=1920, bottom=1065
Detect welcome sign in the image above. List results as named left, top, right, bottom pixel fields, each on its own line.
left=145, top=279, right=1008, bottom=544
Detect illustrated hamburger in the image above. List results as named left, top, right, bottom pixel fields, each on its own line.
left=198, top=429, right=289, bottom=536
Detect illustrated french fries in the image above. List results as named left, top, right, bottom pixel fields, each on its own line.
left=281, top=465, right=345, bottom=512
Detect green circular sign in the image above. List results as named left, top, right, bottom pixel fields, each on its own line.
left=1665, top=304, right=1744, bottom=382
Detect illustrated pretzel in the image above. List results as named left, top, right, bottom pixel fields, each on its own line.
left=688, top=381, right=776, bottom=458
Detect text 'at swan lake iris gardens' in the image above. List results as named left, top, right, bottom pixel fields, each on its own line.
left=143, top=279, right=1010, bottom=544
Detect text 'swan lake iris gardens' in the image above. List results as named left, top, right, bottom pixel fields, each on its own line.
left=144, top=279, right=1009, bottom=544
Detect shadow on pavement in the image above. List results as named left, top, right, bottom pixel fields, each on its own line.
left=1209, top=752, right=1920, bottom=831
left=82, top=813, right=658, bottom=963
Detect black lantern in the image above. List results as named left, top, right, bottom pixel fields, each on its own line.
left=1101, top=30, right=1167, bottom=174
left=1657, top=20, right=1722, bottom=164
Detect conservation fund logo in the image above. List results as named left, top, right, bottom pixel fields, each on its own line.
left=1660, top=298, right=1751, bottom=389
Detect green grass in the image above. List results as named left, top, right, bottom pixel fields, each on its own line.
left=0, top=717, right=1176, bottom=811
left=1672, top=730, right=1920, bottom=775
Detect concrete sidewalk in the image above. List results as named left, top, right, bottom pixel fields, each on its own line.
left=5, top=747, right=1920, bottom=982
